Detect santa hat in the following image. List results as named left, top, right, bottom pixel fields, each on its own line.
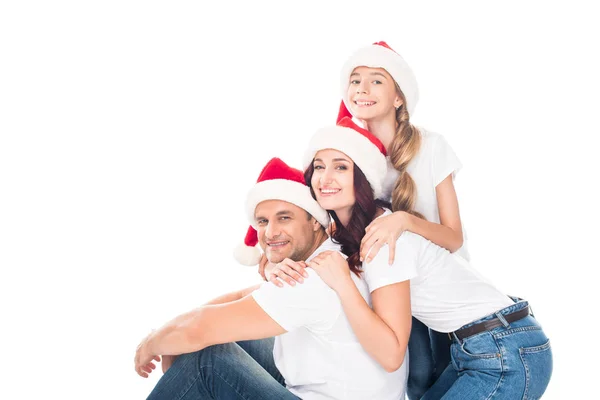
left=338, top=41, right=419, bottom=122
left=233, top=157, right=330, bottom=266
left=302, top=117, right=388, bottom=199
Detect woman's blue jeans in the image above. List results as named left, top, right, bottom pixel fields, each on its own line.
left=422, top=300, right=553, bottom=399
left=146, top=338, right=299, bottom=400
left=407, top=317, right=452, bottom=400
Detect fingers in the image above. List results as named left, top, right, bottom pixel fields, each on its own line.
left=364, top=240, right=384, bottom=264
left=360, top=229, right=377, bottom=261
left=388, top=239, right=397, bottom=265
left=268, top=274, right=284, bottom=288
left=282, top=258, right=308, bottom=279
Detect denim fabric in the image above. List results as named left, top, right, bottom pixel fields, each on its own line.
left=147, top=338, right=300, bottom=400
left=407, top=317, right=452, bottom=400
left=422, top=300, right=553, bottom=400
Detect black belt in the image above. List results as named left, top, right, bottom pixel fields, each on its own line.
left=450, top=306, right=531, bottom=341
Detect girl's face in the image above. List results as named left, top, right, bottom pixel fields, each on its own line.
left=311, top=149, right=355, bottom=224
left=346, top=66, right=402, bottom=121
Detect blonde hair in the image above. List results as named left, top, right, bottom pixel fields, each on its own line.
left=388, top=86, right=424, bottom=219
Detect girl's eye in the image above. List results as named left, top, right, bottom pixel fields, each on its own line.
left=314, top=165, right=324, bottom=170
left=336, top=165, right=347, bottom=170
left=350, top=79, right=360, bottom=85
left=373, top=80, right=382, bottom=85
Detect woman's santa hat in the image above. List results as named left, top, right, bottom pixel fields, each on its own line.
left=338, top=41, right=419, bottom=122
left=303, top=117, right=388, bottom=199
left=233, top=157, right=330, bottom=266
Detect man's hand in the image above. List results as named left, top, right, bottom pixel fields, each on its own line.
left=258, top=253, right=269, bottom=281
left=134, top=332, right=161, bottom=378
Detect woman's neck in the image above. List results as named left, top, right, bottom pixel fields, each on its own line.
left=361, top=114, right=397, bottom=151
left=338, top=206, right=386, bottom=229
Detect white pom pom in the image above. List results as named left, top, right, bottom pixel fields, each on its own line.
left=233, top=242, right=262, bottom=266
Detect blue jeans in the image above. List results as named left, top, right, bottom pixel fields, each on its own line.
left=146, top=338, right=300, bottom=400
left=422, top=300, right=553, bottom=399
left=407, top=317, right=452, bottom=400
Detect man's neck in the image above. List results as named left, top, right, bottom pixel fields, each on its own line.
left=301, top=229, right=329, bottom=260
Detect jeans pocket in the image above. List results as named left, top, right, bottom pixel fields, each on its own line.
left=519, top=339, right=553, bottom=400
left=459, top=333, right=501, bottom=359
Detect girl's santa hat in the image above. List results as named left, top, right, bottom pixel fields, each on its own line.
left=234, top=157, right=330, bottom=266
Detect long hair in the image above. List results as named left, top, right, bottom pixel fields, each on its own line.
left=389, top=86, right=424, bottom=219
left=304, top=163, right=389, bottom=275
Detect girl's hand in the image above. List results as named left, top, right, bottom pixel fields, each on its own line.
left=360, top=211, right=411, bottom=264
left=306, top=251, right=353, bottom=293
left=268, top=258, right=308, bottom=288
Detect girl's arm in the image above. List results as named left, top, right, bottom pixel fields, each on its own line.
left=361, top=174, right=463, bottom=263
left=308, top=251, right=411, bottom=372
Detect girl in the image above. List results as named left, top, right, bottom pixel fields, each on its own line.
left=301, top=117, right=552, bottom=399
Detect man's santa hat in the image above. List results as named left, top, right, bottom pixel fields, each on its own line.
left=303, top=117, right=388, bottom=199
left=338, top=41, right=419, bottom=122
left=233, top=157, right=330, bottom=266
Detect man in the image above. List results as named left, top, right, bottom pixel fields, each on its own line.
left=134, top=157, right=407, bottom=400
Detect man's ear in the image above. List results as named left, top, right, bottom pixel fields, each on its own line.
left=311, top=217, right=321, bottom=232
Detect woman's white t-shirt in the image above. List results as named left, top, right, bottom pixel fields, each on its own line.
left=363, top=209, right=513, bottom=332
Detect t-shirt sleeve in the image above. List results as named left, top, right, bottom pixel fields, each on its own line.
left=432, top=134, right=462, bottom=187
left=363, top=232, right=420, bottom=293
left=251, top=269, right=336, bottom=331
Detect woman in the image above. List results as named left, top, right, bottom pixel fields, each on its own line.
left=300, top=117, right=553, bottom=399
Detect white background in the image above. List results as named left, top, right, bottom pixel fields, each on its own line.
left=1, top=1, right=597, bottom=399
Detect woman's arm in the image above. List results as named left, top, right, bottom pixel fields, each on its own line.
left=307, top=251, right=411, bottom=372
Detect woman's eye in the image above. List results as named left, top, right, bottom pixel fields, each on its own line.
left=350, top=79, right=360, bottom=85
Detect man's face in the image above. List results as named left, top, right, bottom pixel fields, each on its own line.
left=254, top=200, right=320, bottom=264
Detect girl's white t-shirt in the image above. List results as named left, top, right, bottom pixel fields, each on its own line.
left=381, top=128, right=470, bottom=260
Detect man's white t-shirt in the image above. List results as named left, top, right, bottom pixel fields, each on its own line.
left=364, top=209, right=513, bottom=333
left=252, top=237, right=407, bottom=400
left=381, top=128, right=470, bottom=260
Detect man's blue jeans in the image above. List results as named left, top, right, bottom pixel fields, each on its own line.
left=146, top=338, right=299, bottom=400
left=422, top=300, right=553, bottom=399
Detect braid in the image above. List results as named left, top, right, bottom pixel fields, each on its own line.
left=389, top=89, right=424, bottom=219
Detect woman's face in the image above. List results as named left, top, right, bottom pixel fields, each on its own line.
left=311, top=149, right=355, bottom=222
left=346, top=66, right=402, bottom=121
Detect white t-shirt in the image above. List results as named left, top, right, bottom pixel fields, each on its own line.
left=381, top=128, right=470, bottom=260
left=252, top=238, right=407, bottom=400
left=364, top=209, right=513, bottom=333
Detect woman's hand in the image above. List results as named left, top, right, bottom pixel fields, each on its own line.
left=267, top=258, right=309, bottom=288
left=360, top=211, right=411, bottom=264
left=306, top=251, right=353, bottom=293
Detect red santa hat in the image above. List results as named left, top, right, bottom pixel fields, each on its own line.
left=302, top=117, right=388, bottom=199
left=233, top=157, right=330, bottom=266
left=338, top=41, right=419, bottom=122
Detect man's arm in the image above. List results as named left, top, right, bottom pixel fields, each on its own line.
left=203, top=284, right=261, bottom=305
left=134, top=290, right=286, bottom=377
